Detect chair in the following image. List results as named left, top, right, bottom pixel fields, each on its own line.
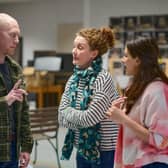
left=29, top=106, right=61, bottom=168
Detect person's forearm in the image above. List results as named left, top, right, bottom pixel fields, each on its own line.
left=123, top=116, right=149, bottom=143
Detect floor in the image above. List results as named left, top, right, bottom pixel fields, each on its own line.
left=29, top=127, right=77, bottom=168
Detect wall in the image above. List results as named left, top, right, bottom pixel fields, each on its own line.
left=89, top=0, right=168, bottom=27
left=0, top=0, right=83, bottom=66
left=0, top=0, right=168, bottom=66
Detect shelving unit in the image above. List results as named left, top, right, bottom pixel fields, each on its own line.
left=108, top=14, right=168, bottom=76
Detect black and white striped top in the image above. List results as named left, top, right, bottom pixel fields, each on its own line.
left=58, top=69, right=119, bottom=151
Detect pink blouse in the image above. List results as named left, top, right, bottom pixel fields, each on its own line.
left=115, top=81, right=168, bottom=168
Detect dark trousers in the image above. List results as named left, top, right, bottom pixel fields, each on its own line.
left=76, top=150, right=115, bottom=168
left=142, top=162, right=168, bottom=168
left=0, top=141, right=18, bottom=168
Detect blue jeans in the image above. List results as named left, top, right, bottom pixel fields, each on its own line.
left=142, top=162, right=168, bottom=168
left=76, top=150, right=115, bottom=168
left=0, top=141, right=18, bottom=168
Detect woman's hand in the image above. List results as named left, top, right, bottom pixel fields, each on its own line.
left=106, top=106, right=127, bottom=124
left=106, top=97, right=127, bottom=124
left=106, top=97, right=150, bottom=142
left=111, top=96, right=127, bottom=108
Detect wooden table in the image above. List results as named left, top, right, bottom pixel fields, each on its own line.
left=27, top=84, right=64, bottom=108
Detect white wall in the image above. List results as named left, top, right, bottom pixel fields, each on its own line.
left=89, top=0, right=168, bottom=27
left=0, top=0, right=168, bottom=66
left=0, top=0, right=83, bottom=66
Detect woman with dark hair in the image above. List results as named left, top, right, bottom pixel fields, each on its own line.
left=107, top=37, right=168, bottom=168
left=58, top=27, right=119, bottom=168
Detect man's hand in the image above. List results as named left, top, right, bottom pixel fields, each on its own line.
left=19, top=152, right=30, bottom=168
left=5, top=79, right=28, bottom=106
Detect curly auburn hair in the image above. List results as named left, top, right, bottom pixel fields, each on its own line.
left=77, top=27, right=115, bottom=56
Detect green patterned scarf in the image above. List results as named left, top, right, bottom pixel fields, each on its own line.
left=61, top=57, right=102, bottom=163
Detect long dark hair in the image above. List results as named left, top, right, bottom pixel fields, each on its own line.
left=125, top=37, right=168, bottom=114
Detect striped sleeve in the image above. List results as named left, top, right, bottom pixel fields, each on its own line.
left=60, top=71, right=119, bottom=128
left=58, top=75, right=84, bottom=129
left=58, top=75, right=76, bottom=128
